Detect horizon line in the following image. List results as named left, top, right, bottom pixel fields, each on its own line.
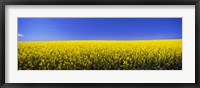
left=18, top=39, right=182, bottom=42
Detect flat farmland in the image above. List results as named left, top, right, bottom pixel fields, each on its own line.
left=18, top=40, right=182, bottom=70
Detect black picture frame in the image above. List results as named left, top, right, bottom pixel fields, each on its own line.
left=0, top=0, right=200, bottom=88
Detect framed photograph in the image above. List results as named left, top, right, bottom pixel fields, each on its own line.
left=0, top=0, right=199, bottom=88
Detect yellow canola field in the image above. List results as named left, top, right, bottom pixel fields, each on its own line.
left=18, top=40, right=182, bottom=70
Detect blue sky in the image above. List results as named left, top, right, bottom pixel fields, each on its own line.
left=18, top=18, right=182, bottom=41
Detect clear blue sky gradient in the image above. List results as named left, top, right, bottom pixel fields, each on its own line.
left=18, top=18, right=182, bottom=41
